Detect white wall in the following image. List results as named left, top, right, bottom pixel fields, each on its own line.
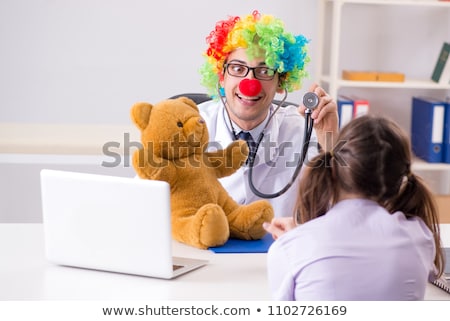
left=335, top=4, right=450, bottom=133
left=1, top=1, right=448, bottom=126
left=0, top=158, right=136, bottom=222
left=0, top=0, right=318, bottom=125
left=1, top=1, right=449, bottom=222
left=0, top=0, right=319, bottom=223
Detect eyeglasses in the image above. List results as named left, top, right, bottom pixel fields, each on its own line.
left=224, top=63, right=276, bottom=81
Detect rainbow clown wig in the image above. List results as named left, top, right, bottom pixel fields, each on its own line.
left=199, top=10, right=310, bottom=98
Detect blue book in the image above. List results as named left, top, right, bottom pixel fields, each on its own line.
left=209, top=233, right=274, bottom=253
left=443, top=98, right=450, bottom=163
left=411, top=97, right=446, bottom=163
left=337, top=96, right=354, bottom=129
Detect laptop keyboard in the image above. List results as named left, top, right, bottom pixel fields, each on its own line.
left=173, top=264, right=184, bottom=271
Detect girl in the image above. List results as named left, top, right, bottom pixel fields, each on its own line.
left=264, top=115, right=445, bottom=300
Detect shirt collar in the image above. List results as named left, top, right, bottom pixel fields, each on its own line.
left=225, top=104, right=274, bottom=141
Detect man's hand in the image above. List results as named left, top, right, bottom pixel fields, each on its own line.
left=298, top=83, right=339, bottom=151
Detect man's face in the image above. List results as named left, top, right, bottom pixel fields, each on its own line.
left=220, top=48, right=283, bottom=131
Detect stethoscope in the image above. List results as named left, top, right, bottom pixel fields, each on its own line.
left=218, top=78, right=319, bottom=199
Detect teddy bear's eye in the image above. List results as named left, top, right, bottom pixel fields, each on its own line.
left=176, top=121, right=183, bottom=128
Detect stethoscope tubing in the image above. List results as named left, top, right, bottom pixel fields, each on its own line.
left=218, top=85, right=317, bottom=199
left=247, top=109, right=315, bottom=199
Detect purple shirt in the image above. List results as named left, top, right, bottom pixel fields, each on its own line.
left=267, top=199, right=436, bottom=300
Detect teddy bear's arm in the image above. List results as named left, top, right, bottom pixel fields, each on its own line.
left=205, top=140, right=249, bottom=178
left=132, top=149, right=177, bottom=184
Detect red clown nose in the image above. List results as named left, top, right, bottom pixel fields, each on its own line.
left=239, top=79, right=262, bottom=97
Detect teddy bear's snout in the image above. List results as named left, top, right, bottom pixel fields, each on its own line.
left=189, top=117, right=206, bottom=131
left=182, top=117, right=206, bottom=140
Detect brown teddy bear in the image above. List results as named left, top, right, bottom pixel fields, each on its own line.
left=130, top=97, right=274, bottom=249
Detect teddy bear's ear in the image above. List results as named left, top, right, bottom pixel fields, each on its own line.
left=130, top=102, right=153, bottom=130
left=177, top=97, right=199, bottom=112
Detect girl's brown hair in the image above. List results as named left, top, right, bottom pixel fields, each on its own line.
left=295, top=115, right=444, bottom=277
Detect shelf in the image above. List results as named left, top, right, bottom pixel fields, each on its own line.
left=316, top=0, right=450, bottom=98
left=412, top=158, right=450, bottom=195
left=412, top=158, right=450, bottom=171
left=319, top=76, right=450, bottom=90
left=317, top=0, right=450, bottom=196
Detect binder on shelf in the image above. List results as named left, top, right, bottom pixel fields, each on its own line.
left=337, top=95, right=370, bottom=127
left=351, top=96, right=370, bottom=118
left=443, top=98, right=450, bottom=163
left=411, top=96, right=446, bottom=163
left=337, top=96, right=354, bottom=129
left=431, top=42, right=450, bottom=85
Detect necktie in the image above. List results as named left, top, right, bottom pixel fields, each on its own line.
left=238, top=131, right=257, bottom=163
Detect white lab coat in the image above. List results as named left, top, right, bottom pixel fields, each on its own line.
left=198, top=99, right=318, bottom=217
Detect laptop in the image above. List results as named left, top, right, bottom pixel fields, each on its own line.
left=40, top=169, right=207, bottom=279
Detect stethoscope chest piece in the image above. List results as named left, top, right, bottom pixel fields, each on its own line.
left=303, top=92, right=319, bottom=111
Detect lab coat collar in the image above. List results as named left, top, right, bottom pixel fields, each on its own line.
left=215, top=102, right=283, bottom=164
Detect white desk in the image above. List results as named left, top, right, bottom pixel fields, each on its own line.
left=1, top=224, right=449, bottom=301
